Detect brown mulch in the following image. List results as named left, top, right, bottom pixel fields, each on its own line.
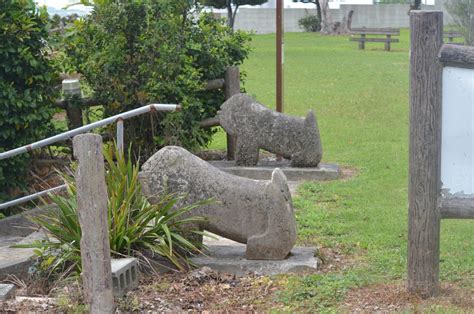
left=121, top=267, right=285, bottom=312
left=342, top=282, right=474, bottom=313
left=0, top=267, right=285, bottom=312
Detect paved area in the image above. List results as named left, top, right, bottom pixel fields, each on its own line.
left=0, top=231, right=45, bottom=280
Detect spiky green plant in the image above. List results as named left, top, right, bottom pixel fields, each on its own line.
left=19, top=145, right=207, bottom=278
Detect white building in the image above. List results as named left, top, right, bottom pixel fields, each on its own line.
left=245, top=0, right=435, bottom=9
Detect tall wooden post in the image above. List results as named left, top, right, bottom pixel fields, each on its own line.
left=225, top=66, right=240, bottom=160
left=73, top=134, right=114, bottom=313
left=407, top=11, right=443, bottom=298
left=276, top=0, right=284, bottom=113
left=469, top=14, right=474, bottom=45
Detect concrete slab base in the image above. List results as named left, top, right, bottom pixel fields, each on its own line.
left=0, top=284, right=16, bottom=301
left=208, top=159, right=340, bottom=181
left=0, top=231, right=46, bottom=281
left=191, top=244, right=318, bottom=276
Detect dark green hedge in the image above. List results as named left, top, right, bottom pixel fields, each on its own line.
left=0, top=0, right=57, bottom=201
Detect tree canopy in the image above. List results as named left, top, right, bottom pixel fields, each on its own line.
left=201, top=0, right=268, bottom=29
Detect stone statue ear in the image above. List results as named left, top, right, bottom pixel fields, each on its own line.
left=304, top=110, right=316, bottom=129
left=271, top=168, right=292, bottom=202
left=271, top=168, right=287, bottom=189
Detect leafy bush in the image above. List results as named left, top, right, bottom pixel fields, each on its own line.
left=299, top=15, right=321, bottom=32
left=21, top=145, right=207, bottom=279
left=60, top=1, right=251, bottom=158
left=0, top=0, right=58, bottom=200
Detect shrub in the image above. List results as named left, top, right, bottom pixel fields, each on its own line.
left=0, top=0, right=58, bottom=200
left=299, top=15, right=321, bottom=32
left=59, top=1, right=251, bottom=158
left=20, top=145, right=207, bottom=279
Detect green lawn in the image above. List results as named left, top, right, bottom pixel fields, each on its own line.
left=209, top=30, right=474, bottom=311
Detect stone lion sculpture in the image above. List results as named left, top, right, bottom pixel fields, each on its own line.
left=138, top=146, right=297, bottom=260
left=218, top=93, right=323, bottom=167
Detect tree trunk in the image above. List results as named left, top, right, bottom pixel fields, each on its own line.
left=319, top=0, right=333, bottom=35
left=411, top=0, right=422, bottom=10
left=320, top=1, right=353, bottom=35
left=340, top=10, right=354, bottom=34
left=231, top=4, right=240, bottom=30
left=227, top=0, right=234, bottom=29
left=315, top=0, right=322, bottom=24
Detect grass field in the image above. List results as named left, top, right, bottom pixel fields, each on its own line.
left=209, top=30, right=474, bottom=311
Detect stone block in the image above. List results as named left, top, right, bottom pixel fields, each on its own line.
left=0, top=284, right=16, bottom=301
left=111, top=258, right=139, bottom=297
left=191, top=245, right=318, bottom=276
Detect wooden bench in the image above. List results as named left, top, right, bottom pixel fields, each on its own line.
left=443, top=31, right=464, bottom=45
left=349, top=28, right=400, bottom=51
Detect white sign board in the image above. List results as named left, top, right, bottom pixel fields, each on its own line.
left=441, top=66, right=474, bottom=195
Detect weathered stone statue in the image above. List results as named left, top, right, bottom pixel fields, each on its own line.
left=218, top=93, right=323, bottom=167
left=139, top=146, right=297, bottom=260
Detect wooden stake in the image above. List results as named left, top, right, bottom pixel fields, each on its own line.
left=73, top=134, right=114, bottom=313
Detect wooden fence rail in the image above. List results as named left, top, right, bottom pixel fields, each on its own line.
left=438, top=44, right=474, bottom=68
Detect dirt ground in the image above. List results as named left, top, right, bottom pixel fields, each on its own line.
left=1, top=267, right=473, bottom=312
left=0, top=268, right=286, bottom=312
left=342, top=282, right=474, bottom=313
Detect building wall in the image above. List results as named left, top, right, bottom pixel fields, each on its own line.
left=223, top=3, right=454, bottom=34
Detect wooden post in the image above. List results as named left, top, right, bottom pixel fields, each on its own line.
left=73, top=134, right=114, bottom=313
left=360, top=34, right=366, bottom=50
left=65, top=103, right=83, bottom=130
left=225, top=66, right=240, bottom=160
left=407, top=11, right=443, bottom=298
left=385, top=34, right=391, bottom=51
left=276, top=0, right=284, bottom=113
left=62, top=79, right=83, bottom=130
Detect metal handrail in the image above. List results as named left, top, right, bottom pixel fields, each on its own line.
left=0, top=103, right=180, bottom=210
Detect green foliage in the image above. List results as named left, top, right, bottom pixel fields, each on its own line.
left=58, top=1, right=251, bottom=158
left=298, top=15, right=321, bottom=32
left=20, top=145, right=207, bottom=279
left=445, top=0, right=474, bottom=45
left=201, top=0, right=267, bottom=9
left=0, top=0, right=58, bottom=200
